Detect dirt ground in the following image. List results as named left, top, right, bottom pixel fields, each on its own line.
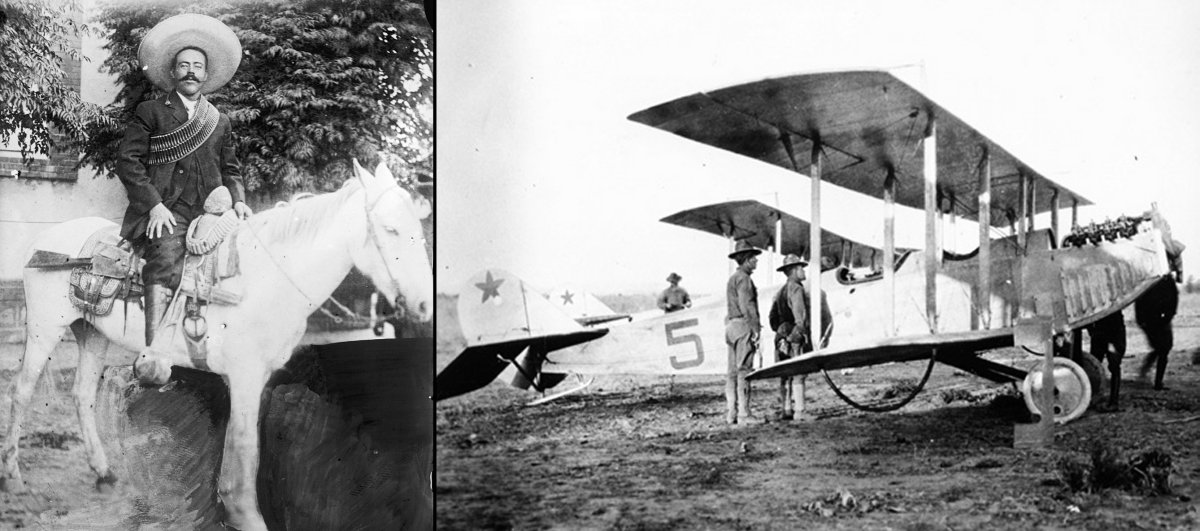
left=437, top=292, right=1200, bottom=530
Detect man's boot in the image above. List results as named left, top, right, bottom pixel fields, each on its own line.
left=724, top=374, right=738, bottom=424
left=775, top=378, right=793, bottom=421
left=143, top=284, right=173, bottom=346
left=737, top=373, right=764, bottom=425
left=136, top=284, right=174, bottom=386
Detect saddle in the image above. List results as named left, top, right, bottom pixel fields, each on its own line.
left=179, top=186, right=242, bottom=305
left=24, top=226, right=145, bottom=317
left=162, top=187, right=244, bottom=368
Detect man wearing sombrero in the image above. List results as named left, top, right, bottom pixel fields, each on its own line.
left=657, top=272, right=691, bottom=313
left=725, top=241, right=763, bottom=425
left=116, top=13, right=251, bottom=347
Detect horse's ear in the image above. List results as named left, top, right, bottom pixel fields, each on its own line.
left=413, top=194, right=431, bottom=220
left=351, top=158, right=373, bottom=186
left=374, top=161, right=396, bottom=184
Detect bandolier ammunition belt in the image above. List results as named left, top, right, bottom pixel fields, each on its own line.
left=148, top=97, right=219, bottom=165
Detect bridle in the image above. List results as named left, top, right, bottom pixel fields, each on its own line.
left=362, top=185, right=415, bottom=320
left=244, top=183, right=422, bottom=321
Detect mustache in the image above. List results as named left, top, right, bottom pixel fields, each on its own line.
left=178, top=73, right=200, bottom=82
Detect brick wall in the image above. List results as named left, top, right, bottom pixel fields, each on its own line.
left=0, top=28, right=82, bottom=181
left=0, top=280, right=25, bottom=343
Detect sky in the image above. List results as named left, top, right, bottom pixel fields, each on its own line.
left=439, top=0, right=1200, bottom=296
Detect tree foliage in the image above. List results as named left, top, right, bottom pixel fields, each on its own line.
left=81, top=0, right=432, bottom=201
left=0, top=0, right=107, bottom=164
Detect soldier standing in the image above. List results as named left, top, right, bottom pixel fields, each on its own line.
left=725, top=241, right=763, bottom=425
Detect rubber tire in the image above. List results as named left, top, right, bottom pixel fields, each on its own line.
left=1071, top=350, right=1108, bottom=409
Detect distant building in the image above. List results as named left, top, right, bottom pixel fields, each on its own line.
left=0, top=4, right=126, bottom=342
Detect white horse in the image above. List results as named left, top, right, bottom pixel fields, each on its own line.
left=1, top=160, right=432, bottom=531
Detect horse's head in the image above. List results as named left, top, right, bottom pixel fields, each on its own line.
left=348, top=159, right=433, bottom=323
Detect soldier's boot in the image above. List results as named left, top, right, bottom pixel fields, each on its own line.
left=775, top=378, right=793, bottom=421
left=737, top=373, right=764, bottom=426
left=724, top=375, right=738, bottom=424
left=134, top=284, right=173, bottom=386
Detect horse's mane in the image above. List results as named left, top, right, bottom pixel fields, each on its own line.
left=244, top=182, right=363, bottom=246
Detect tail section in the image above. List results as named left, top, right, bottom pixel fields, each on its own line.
left=545, top=285, right=630, bottom=326
left=458, top=269, right=583, bottom=345
left=437, top=270, right=607, bottom=400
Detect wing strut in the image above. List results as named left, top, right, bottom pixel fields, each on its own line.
left=883, top=167, right=897, bottom=337
left=809, top=138, right=824, bottom=349
left=923, top=116, right=938, bottom=333
left=977, top=146, right=992, bottom=330
left=819, top=349, right=938, bottom=412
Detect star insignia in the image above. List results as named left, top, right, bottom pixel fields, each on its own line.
left=475, top=271, right=504, bottom=303
left=560, top=290, right=575, bottom=305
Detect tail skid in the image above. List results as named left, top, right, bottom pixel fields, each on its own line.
left=526, top=376, right=595, bottom=406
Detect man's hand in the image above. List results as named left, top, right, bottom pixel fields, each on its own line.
left=234, top=201, right=253, bottom=220
left=147, top=203, right=175, bottom=239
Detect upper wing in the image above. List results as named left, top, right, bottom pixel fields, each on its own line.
left=661, top=199, right=911, bottom=267
left=629, top=70, right=1091, bottom=227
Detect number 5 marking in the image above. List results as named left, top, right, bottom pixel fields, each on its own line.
left=665, top=319, right=704, bottom=370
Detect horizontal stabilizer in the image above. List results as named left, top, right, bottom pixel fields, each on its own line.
left=435, top=329, right=608, bottom=401
left=545, top=285, right=626, bottom=326
left=574, top=314, right=632, bottom=327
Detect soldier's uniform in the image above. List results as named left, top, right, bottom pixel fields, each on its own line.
left=725, top=241, right=762, bottom=425
left=768, top=254, right=832, bottom=420
left=657, top=272, right=691, bottom=312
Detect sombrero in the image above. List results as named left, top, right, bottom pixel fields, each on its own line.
left=666, top=272, right=682, bottom=283
left=138, top=14, right=241, bottom=94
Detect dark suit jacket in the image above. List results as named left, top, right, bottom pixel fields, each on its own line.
left=116, top=91, right=245, bottom=240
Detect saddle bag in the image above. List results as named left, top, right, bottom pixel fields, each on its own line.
left=91, top=242, right=134, bottom=278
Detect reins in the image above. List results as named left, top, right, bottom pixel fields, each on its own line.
left=243, top=184, right=411, bottom=321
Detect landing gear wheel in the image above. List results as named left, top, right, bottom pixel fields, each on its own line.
left=1021, top=357, right=1092, bottom=424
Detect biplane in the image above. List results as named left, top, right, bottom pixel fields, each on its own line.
left=628, top=70, right=1175, bottom=422
left=439, top=70, right=1173, bottom=423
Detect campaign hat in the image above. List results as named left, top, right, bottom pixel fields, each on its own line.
left=776, top=254, right=809, bottom=272
left=727, top=240, right=761, bottom=260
